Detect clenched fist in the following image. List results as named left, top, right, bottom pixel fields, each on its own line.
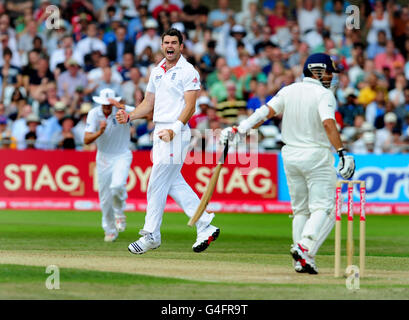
left=116, top=109, right=129, bottom=124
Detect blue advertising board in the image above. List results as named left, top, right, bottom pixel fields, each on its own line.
left=278, top=154, right=409, bottom=203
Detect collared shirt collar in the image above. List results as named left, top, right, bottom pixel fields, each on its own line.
left=303, top=77, right=323, bottom=87
left=158, top=54, right=187, bottom=73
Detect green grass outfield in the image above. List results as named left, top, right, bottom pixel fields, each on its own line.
left=0, top=210, right=409, bottom=300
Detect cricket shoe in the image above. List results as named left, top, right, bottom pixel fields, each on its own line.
left=290, top=243, right=319, bottom=274
left=104, top=233, right=118, bottom=242
left=115, top=217, right=126, bottom=232
left=293, top=260, right=307, bottom=273
left=192, top=225, right=220, bottom=253
left=128, top=231, right=160, bottom=254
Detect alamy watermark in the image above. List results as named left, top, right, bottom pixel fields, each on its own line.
left=345, top=5, right=360, bottom=30
left=45, top=5, right=61, bottom=30
left=345, top=265, right=360, bottom=291
left=45, top=265, right=60, bottom=290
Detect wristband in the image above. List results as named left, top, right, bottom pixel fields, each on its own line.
left=337, top=148, right=345, bottom=157
left=171, top=120, right=184, bottom=136
left=127, top=114, right=130, bottom=123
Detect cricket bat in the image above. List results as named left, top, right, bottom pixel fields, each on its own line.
left=187, top=128, right=237, bottom=227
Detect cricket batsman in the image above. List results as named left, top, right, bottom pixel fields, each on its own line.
left=220, top=53, right=355, bottom=274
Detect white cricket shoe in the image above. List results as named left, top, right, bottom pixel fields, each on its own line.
left=104, top=233, right=118, bottom=242
left=115, top=217, right=126, bottom=232
left=293, top=260, right=307, bottom=273
left=128, top=231, right=160, bottom=254
left=192, top=225, right=220, bottom=253
left=290, top=243, right=319, bottom=274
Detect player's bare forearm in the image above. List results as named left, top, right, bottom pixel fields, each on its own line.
left=323, top=119, right=343, bottom=150
left=129, top=92, right=155, bottom=120
left=84, top=131, right=102, bottom=145
left=178, top=90, right=198, bottom=124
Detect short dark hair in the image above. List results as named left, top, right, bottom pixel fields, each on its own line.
left=161, top=28, right=183, bottom=45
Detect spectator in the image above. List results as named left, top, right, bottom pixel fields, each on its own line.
left=182, top=0, right=209, bottom=34
left=92, top=66, right=123, bottom=98
left=51, top=115, right=77, bottom=150
left=358, top=72, right=383, bottom=107
left=365, top=0, right=393, bottom=45
left=0, top=31, right=21, bottom=68
left=395, top=86, right=409, bottom=125
left=119, top=52, right=136, bottom=82
left=0, top=114, right=16, bottom=148
left=389, top=73, right=407, bottom=108
left=49, top=35, right=83, bottom=72
left=338, top=88, right=365, bottom=127
left=21, top=113, right=42, bottom=149
left=296, top=0, right=322, bottom=36
left=57, top=58, right=88, bottom=100
left=75, top=22, right=107, bottom=64
left=209, top=65, right=240, bottom=102
left=374, top=112, right=399, bottom=154
left=365, top=88, right=387, bottom=127
left=134, top=19, right=161, bottom=59
left=152, top=0, right=182, bottom=20
left=27, top=55, right=54, bottom=96
left=236, top=0, right=265, bottom=34
left=268, top=1, right=287, bottom=35
left=37, top=101, right=67, bottom=149
left=121, top=67, right=146, bottom=105
left=87, top=55, right=123, bottom=86
left=189, top=95, right=212, bottom=129
left=73, top=102, right=93, bottom=150
left=106, top=25, right=134, bottom=65
left=207, top=0, right=234, bottom=35
left=215, top=80, right=247, bottom=125
left=323, top=0, right=347, bottom=46
left=246, top=81, right=273, bottom=114
left=367, top=30, right=387, bottom=60
left=374, top=40, right=405, bottom=79
left=0, top=47, right=23, bottom=104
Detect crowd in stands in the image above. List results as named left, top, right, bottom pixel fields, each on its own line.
left=0, top=0, right=409, bottom=154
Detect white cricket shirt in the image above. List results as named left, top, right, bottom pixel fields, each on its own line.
left=267, top=77, right=336, bottom=149
left=85, top=105, right=135, bottom=154
left=146, top=55, right=201, bottom=123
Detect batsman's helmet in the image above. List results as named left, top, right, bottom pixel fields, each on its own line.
left=303, top=53, right=340, bottom=88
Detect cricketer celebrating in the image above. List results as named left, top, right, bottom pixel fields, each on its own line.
left=115, top=28, right=219, bottom=254
left=84, top=88, right=135, bottom=242
left=221, top=53, right=355, bottom=274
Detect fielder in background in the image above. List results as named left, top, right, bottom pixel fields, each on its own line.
left=84, top=88, right=135, bottom=242
left=220, top=53, right=355, bottom=274
left=115, top=28, right=219, bottom=254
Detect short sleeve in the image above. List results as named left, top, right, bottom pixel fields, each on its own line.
left=183, top=67, right=201, bottom=91
left=318, top=91, right=336, bottom=121
left=146, top=71, right=156, bottom=93
left=267, top=88, right=285, bottom=115
left=85, top=110, right=97, bottom=133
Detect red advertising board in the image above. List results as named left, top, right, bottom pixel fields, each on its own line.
left=0, top=149, right=279, bottom=212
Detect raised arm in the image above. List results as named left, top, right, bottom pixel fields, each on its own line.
left=113, top=91, right=155, bottom=123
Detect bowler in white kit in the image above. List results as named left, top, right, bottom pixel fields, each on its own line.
left=115, top=28, right=219, bottom=254
left=84, top=88, right=135, bottom=242
left=221, top=53, right=355, bottom=274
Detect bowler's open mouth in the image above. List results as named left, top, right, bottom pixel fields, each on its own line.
left=166, top=49, right=175, bottom=57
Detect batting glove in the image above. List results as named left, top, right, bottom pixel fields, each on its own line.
left=219, top=127, right=244, bottom=146
left=337, top=148, right=355, bottom=179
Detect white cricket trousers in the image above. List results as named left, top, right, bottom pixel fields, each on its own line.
left=282, top=145, right=337, bottom=256
left=142, top=122, right=214, bottom=242
left=96, top=150, right=132, bottom=235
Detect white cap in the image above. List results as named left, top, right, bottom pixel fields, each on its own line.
left=144, top=19, right=158, bottom=29
left=171, top=22, right=185, bottom=33
left=384, top=112, right=397, bottom=123
left=361, top=121, right=374, bottom=132
left=92, top=88, right=121, bottom=105
left=197, top=96, right=212, bottom=106
left=363, top=131, right=375, bottom=144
